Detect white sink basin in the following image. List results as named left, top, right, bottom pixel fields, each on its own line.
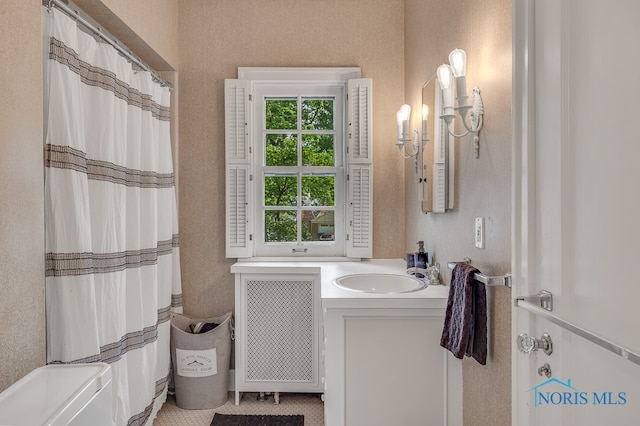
left=332, top=273, right=426, bottom=294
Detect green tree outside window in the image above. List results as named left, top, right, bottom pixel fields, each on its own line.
left=264, top=98, right=336, bottom=242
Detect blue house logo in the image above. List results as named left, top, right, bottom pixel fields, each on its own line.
left=528, top=377, right=627, bottom=408
left=528, top=377, right=580, bottom=407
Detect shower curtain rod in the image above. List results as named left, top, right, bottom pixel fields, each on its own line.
left=45, top=0, right=173, bottom=90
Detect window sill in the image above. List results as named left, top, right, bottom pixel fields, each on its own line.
left=235, top=256, right=361, bottom=263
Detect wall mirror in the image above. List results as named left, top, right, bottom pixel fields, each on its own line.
left=420, top=74, right=454, bottom=213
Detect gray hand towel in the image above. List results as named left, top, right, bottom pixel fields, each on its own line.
left=440, top=263, right=487, bottom=365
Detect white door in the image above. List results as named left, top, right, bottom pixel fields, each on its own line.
left=512, top=1, right=640, bottom=424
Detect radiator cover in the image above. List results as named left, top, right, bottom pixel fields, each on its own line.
left=245, top=279, right=315, bottom=382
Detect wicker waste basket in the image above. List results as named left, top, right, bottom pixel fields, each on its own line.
left=170, top=312, right=233, bottom=409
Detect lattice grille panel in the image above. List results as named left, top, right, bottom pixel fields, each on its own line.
left=245, top=279, right=315, bottom=382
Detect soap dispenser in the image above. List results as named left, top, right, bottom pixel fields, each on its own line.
left=414, top=241, right=429, bottom=278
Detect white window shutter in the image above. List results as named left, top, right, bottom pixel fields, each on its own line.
left=347, top=78, right=373, bottom=258
left=225, top=79, right=252, bottom=258
left=226, top=165, right=252, bottom=257
left=225, top=79, right=250, bottom=163
left=347, top=78, right=373, bottom=163
left=346, top=165, right=372, bottom=258
left=346, top=78, right=372, bottom=258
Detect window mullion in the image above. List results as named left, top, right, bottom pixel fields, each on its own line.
left=296, top=95, right=303, bottom=244
left=297, top=171, right=303, bottom=243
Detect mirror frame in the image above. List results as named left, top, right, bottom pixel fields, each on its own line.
left=420, top=74, right=454, bottom=213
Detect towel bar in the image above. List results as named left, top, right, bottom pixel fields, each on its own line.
left=515, top=294, right=640, bottom=367
left=447, top=259, right=512, bottom=288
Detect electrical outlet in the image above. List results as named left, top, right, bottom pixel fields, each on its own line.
left=475, top=217, right=484, bottom=249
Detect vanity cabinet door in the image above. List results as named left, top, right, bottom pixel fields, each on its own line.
left=324, top=307, right=462, bottom=426
left=345, top=316, right=444, bottom=425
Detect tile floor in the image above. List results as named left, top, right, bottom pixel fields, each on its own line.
left=154, top=392, right=325, bottom=426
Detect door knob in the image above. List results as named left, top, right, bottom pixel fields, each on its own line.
left=517, top=332, right=553, bottom=355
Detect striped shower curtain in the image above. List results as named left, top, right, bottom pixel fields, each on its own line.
left=43, top=7, right=182, bottom=425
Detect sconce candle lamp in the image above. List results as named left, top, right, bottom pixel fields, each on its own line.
left=395, top=102, right=428, bottom=175
left=449, top=49, right=468, bottom=107
left=396, top=104, right=411, bottom=150
left=437, top=48, right=484, bottom=158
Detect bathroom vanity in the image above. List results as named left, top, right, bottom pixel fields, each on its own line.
left=321, top=259, right=461, bottom=426
left=231, top=259, right=461, bottom=425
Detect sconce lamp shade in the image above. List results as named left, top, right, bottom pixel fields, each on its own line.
left=437, top=64, right=455, bottom=118
left=448, top=49, right=467, bottom=77
left=437, top=64, right=453, bottom=90
left=398, top=104, right=411, bottom=121
left=449, top=49, right=468, bottom=107
left=422, top=104, right=429, bottom=120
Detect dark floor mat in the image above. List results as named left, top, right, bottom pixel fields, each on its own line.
left=210, top=414, right=304, bottom=426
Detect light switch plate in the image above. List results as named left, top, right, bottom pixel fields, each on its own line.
left=475, top=217, right=484, bottom=249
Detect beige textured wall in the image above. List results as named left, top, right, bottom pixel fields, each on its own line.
left=0, top=1, right=45, bottom=392
left=177, top=0, right=406, bottom=317
left=73, top=0, right=179, bottom=70
left=404, top=0, right=512, bottom=424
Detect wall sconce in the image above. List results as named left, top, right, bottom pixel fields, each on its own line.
left=437, top=49, right=484, bottom=158
left=395, top=103, right=429, bottom=162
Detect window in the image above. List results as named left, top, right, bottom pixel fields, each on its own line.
left=225, top=68, right=372, bottom=259
left=257, top=87, right=343, bottom=256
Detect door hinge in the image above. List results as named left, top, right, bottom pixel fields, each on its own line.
left=249, top=174, right=253, bottom=181
left=249, top=234, right=253, bottom=241
left=248, top=94, right=252, bottom=101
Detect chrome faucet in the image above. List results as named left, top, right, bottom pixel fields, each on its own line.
left=407, top=263, right=440, bottom=285
left=406, top=266, right=429, bottom=277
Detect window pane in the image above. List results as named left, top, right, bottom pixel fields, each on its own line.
left=302, top=174, right=335, bottom=206
left=302, top=135, right=334, bottom=166
left=301, top=210, right=313, bottom=242
left=265, top=134, right=297, bottom=166
left=264, top=175, right=297, bottom=206
left=265, top=98, right=297, bottom=130
left=302, top=210, right=335, bottom=242
left=302, top=98, right=334, bottom=130
left=265, top=210, right=297, bottom=242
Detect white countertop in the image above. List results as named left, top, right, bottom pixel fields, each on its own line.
left=231, top=258, right=450, bottom=309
